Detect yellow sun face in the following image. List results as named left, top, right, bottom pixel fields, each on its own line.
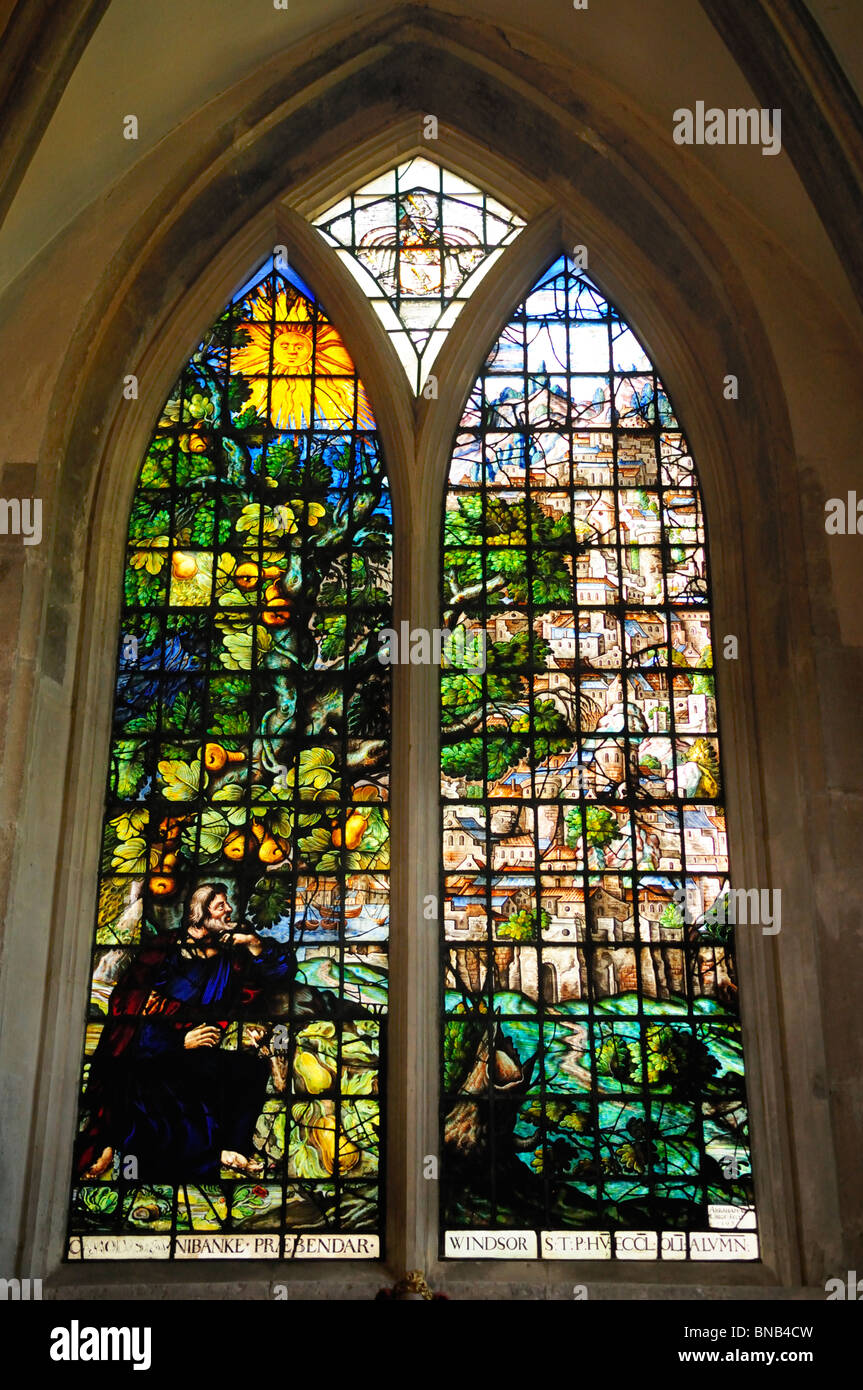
left=231, top=286, right=375, bottom=430
left=273, top=329, right=314, bottom=373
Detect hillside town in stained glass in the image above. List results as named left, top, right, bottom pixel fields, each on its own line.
left=439, top=255, right=758, bottom=1262
left=314, top=157, right=524, bottom=392
left=67, top=258, right=390, bottom=1261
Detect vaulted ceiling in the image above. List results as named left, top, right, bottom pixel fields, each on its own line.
left=1, top=0, right=861, bottom=336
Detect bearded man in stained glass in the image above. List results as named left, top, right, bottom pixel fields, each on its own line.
left=76, top=883, right=295, bottom=1184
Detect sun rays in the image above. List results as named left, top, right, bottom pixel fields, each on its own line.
left=230, top=282, right=375, bottom=430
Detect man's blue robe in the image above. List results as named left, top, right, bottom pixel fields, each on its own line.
left=77, top=934, right=294, bottom=1183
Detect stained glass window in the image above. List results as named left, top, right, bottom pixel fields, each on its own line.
left=440, top=255, right=758, bottom=1262
left=314, top=157, right=524, bottom=393
left=68, top=258, right=391, bottom=1261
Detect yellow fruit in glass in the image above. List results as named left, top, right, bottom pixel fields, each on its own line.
left=293, top=1050, right=333, bottom=1095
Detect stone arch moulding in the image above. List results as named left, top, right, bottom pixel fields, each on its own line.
left=414, top=215, right=830, bottom=1289
left=11, top=199, right=420, bottom=1294
left=1, top=21, right=837, bottom=1293
left=9, top=124, right=552, bottom=1290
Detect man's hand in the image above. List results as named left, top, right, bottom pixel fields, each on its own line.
left=231, top=930, right=263, bottom=957
left=184, top=1024, right=222, bottom=1049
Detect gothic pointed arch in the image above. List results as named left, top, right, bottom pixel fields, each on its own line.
left=440, top=253, right=758, bottom=1262
left=3, top=15, right=837, bottom=1287
left=67, top=255, right=391, bottom=1262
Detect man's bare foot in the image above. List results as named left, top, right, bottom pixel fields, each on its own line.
left=220, top=1149, right=264, bottom=1175
left=82, top=1146, right=114, bottom=1180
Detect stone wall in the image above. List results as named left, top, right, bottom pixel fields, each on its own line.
left=0, top=2, right=860, bottom=1296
